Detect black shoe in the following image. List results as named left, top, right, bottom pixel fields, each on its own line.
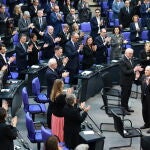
left=127, top=108, right=134, bottom=112
left=124, top=110, right=131, bottom=115
left=140, top=125, right=149, bottom=129
left=147, top=129, right=150, bottom=133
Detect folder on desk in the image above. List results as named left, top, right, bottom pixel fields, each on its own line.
left=31, top=65, right=40, bottom=69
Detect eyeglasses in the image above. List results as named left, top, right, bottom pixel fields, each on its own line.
left=95, top=12, right=100, bottom=13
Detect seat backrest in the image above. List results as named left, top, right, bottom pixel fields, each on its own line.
left=25, top=112, right=36, bottom=142
left=111, top=110, right=124, bottom=136
left=108, top=11, right=114, bottom=22
left=32, top=77, right=40, bottom=95
left=101, top=72, right=113, bottom=88
left=80, top=22, right=91, bottom=32
left=22, top=87, right=29, bottom=112
left=41, top=126, right=52, bottom=141
left=141, top=30, right=148, bottom=41
left=122, top=32, right=131, bottom=42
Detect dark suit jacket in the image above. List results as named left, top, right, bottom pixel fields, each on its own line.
left=119, top=55, right=135, bottom=86
left=0, top=121, right=18, bottom=150
left=94, top=35, right=109, bottom=64
left=0, top=12, right=9, bottom=35
left=119, top=6, right=134, bottom=28
left=82, top=45, right=96, bottom=70
left=139, top=50, right=150, bottom=69
left=0, top=54, right=9, bottom=84
left=65, top=40, right=79, bottom=72
left=53, top=55, right=65, bottom=74
left=58, top=31, right=70, bottom=51
left=90, top=16, right=105, bottom=38
left=45, top=67, right=61, bottom=97
left=32, top=16, right=47, bottom=32
left=63, top=104, right=87, bottom=149
left=15, top=42, right=28, bottom=71
left=43, top=33, right=55, bottom=59
left=66, top=13, right=79, bottom=26
left=62, top=4, right=71, bottom=21
left=130, top=22, right=143, bottom=42
left=29, top=5, right=41, bottom=19
left=50, top=12, right=63, bottom=36
left=28, top=40, right=39, bottom=66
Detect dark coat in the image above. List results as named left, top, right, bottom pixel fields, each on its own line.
left=119, top=55, right=135, bottom=86
left=50, top=12, right=63, bottom=36
left=43, top=33, right=55, bottom=59
left=90, top=16, right=105, bottom=38
left=119, top=6, right=134, bottom=28
left=15, top=42, right=28, bottom=71
left=0, top=121, right=18, bottom=150
left=45, top=67, right=60, bottom=97
left=63, top=104, right=87, bottom=149
left=82, top=45, right=96, bottom=70
left=65, top=40, right=79, bottom=72
left=28, top=40, right=39, bottom=66
left=94, top=35, right=109, bottom=64
left=130, top=22, right=143, bottom=42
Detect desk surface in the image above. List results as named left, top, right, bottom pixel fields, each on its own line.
left=79, top=131, right=105, bottom=142
left=0, top=80, right=24, bottom=99
left=21, top=64, right=48, bottom=74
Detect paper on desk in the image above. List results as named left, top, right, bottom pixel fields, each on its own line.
left=83, top=130, right=94, bottom=135
left=1, top=89, right=10, bottom=92
left=31, top=65, right=40, bottom=69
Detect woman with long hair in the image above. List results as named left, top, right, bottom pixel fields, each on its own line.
left=50, top=79, right=72, bottom=142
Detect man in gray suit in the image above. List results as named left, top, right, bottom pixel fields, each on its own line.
left=18, top=11, right=35, bottom=38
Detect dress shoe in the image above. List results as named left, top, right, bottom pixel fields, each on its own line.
left=124, top=110, right=131, bottom=115
left=140, top=125, right=149, bottom=129
left=127, top=108, right=134, bottom=112
left=147, top=129, right=150, bottom=133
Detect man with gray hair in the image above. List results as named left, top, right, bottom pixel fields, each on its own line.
left=45, top=58, right=69, bottom=97
left=120, top=48, right=143, bottom=115
left=18, top=11, right=35, bottom=37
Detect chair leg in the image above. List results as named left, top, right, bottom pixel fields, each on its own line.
left=37, top=142, right=41, bottom=150
left=109, top=138, right=132, bottom=150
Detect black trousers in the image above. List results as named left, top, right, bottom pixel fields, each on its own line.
left=141, top=136, right=150, bottom=150
left=121, top=84, right=132, bottom=110
left=142, top=96, right=150, bottom=126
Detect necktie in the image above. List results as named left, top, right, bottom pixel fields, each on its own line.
left=39, top=18, right=42, bottom=27
left=129, top=59, right=132, bottom=66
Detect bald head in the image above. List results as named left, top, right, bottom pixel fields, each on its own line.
left=125, top=48, right=134, bottom=59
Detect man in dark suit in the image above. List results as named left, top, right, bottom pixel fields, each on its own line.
left=15, top=34, right=33, bottom=80
left=50, top=5, right=64, bottom=36
left=120, top=48, right=143, bottom=115
left=18, top=11, right=35, bottom=38
left=29, top=0, right=41, bottom=19
left=53, top=46, right=69, bottom=74
left=58, top=24, right=70, bottom=51
left=43, top=25, right=61, bottom=59
left=135, top=66, right=150, bottom=131
left=66, top=8, right=79, bottom=27
left=119, top=0, right=134, bottom=29
left=90, top=8, right=105, bottom=39
left=0, top=107, right=18, bottom=150
left=0, top=4, right=9, bottom=35
left=45, top=58, right=69, bottom=97
left=0, top=44, right=16, bottom=84
left=32, top=9, right=47, bottom=39
left=140, top=0, right=150, bottom=27
left=65, top=32, right=83, bottom=85
left=94, top=28, right=111, bottom=64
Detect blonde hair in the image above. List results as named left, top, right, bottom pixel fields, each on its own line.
left=50, top=79, right=64, bottom=101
